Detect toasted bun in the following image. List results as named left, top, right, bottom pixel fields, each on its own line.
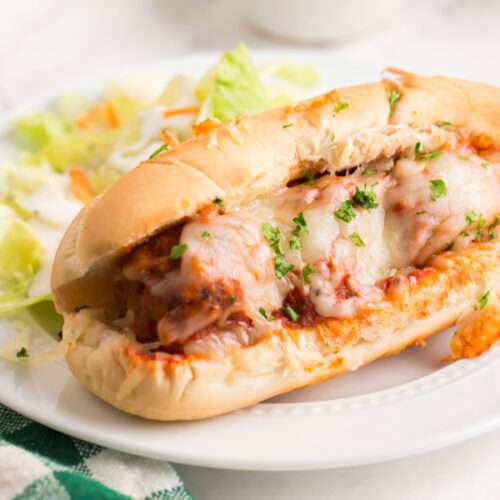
left=52, top=71, right=500, bottom=420
left=64, top=242, right=500, bottom=420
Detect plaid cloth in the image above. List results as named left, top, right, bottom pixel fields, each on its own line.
left=0, top=404, right=192, bottom=500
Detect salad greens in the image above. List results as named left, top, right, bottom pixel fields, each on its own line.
left=0, top=44, right=320, bottom=363
left=197, top=43, right=273, bottom=122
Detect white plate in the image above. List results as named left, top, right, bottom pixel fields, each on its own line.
left=2, top=51, right=500, bottom=471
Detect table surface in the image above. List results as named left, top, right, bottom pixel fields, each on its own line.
left=2, top=1, right=500, bottom=499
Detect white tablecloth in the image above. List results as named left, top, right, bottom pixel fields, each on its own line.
left=2, top=1, right=500, bottom=498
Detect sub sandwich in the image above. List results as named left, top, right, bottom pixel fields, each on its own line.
left=52, top=70, right=500, bottom=420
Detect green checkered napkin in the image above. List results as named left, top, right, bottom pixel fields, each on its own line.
left=0, top=404, right=192, bottom=500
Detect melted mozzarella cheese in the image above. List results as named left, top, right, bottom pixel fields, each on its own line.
left=385, top=152, right=500, bottom=267
left=152, top=149, right=500, bottom=345
left=180, top=213, right=287, bottom=327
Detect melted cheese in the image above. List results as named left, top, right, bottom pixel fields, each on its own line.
left=125, top=146, right=500, bottom=353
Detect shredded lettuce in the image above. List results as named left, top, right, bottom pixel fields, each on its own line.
left=197, top=44, right=274, bottom=122
left=0, top=206, right=44, bottom=291
left=265, top=62, right=320, bottom=87
left=14, top=92, right=142, bottom=173
left=0, top=291, right=52, bottom=316
left=0, top=206, right=63, bottom=358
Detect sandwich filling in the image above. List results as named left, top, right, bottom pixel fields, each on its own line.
left=115, top=141, right=500, bottom=357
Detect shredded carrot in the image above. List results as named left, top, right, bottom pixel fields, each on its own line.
left=192, top=117, right=221, bottom=137
left=163, top=106, right=199, bottom=119
left=69, top=169, right=94, bottom=204
left=76, top=101, right=120, bottom=130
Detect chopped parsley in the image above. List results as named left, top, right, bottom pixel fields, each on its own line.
left=212, top=197, right=225, bottom=209
left=478, top=290, right=490, bottom=310
left=349, top=232, right=365, bottom=247
left=262, top=223, right=294, bottom=278
left=16, top=347, right=28, bottom=358
left=435, top=121, right=452, bottom=128
left=229, top=295, right=237, bottom=305
left=334, top=200, right=356, bottom=223
left=169, top=243, right=188, bottom=260
left=361, top=167, right=377, bottom=177
left=387, top=89, right=401, bottom=117
left=475, top=214, right=487, bottom=239
left=465, top=210, right=478, bottom=225
left=334, top=101, right=349, bottom=114
left=148, top=143, right=170, bottom=159
left=303, top=264, right=315, bottom=285
left=330, top=132, right=336, bottom=142
left=259, top=307, right=274, bottom=321
left=283, top=123, right=293, bottom=129
left=274, top=255, right=294, bottom=279
left=429, top=179, right=448, bottom=201
left=480, top=162, right=488, bottom=169
left=201, top=231, right=213, bottom=240
left=463, top=211, right=487, bottom=240
left=488, top=217, right=499, bottom=239
left=289, top=238, right=302, bottom=250
left=262, top=223, right=284, bottom=255
left=284, top=305, right=299, bottom=322
left=353, top=185, right=378, bottom=210
left=415, top=142, right=442, bottom=162
left=301, top=169, right=315, bottom=185
left=292, top=212, right=309, bottom=237
left=458, top=155, right=469, bottom=161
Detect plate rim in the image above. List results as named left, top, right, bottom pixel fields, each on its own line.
left=2, top=49, right=500, bottom=471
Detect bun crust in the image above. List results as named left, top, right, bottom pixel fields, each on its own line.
left=64, top=242, right=500, bottom=420
left=52, top=71, right=500, bottom=420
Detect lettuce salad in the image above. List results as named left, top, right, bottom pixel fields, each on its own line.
left=0, top=44, right=320, bottom=364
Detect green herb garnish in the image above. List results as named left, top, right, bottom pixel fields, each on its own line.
left=148, top=143, right=170, bottom=159
left=361, top=167, right=377, bottom=177
left=330, top=132, right=336, bottom=142
left=263, top=223, right=284, bottom=255
left=284, top=305, right=299, bottom=322
left=229, top=295, right=237, bottom=305
left=488, top=217, right=499, bottom=239
left=201, top=231, right=213, bottom=240
left=283, top=123, right=293, bottom=129
left=212, top=197, right=225, bottom=209
left=334, top=101, right=349, bottom=114
left=259, top=307, right=274, bottom=321
left=16, top=347, right=29, bottom=358
left=353, top=186, right=378, bottom=210
left=387, top=89, right=401, bottom=117
left=465, top=211, right=478, bottom=225
left=435, top=121, right=452, bottom=128
left=429, top=179, right=448, bottom=201
left=303, top=264, right=315, bottom=285
left=301, top=169, right=315, bottom=185
left=334, top=200, right=356, bottom=223
left=292, top=212, right=309, bottom=237
left=415, top=142, right=442, bottom=162
left=274, top=255, right=294, bottom=279
left=169, top=243, right=188, bottom=260
left=349, top=232, right=365, bottom=247
left=289, top=238, right=301, bottom=250
left=478, top=290, right=490, bottom=310
left=262, top=223, right=294, bottom=278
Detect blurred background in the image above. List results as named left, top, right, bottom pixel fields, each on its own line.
left=1, top=0, right=500, bottom=111
left=2, top=1, right=500, bottom=499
